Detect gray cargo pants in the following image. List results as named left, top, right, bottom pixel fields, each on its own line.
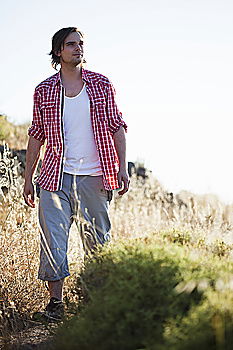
left=38, top=173, right=112, bottom=281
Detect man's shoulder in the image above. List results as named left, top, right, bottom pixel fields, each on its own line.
left=84, top=69, right=111, bottom=86
left=35, top=73, right=59, bottom=92
left=34, top=69, right=112, bottom=92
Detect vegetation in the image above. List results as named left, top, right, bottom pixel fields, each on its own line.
left=0, top=120, right=233, bottom=348
left=54, top=238, right=233, bottom=350
left=0, top=114, right=29, bottom=149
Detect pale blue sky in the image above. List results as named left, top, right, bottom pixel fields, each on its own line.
left=1, top=0, right=233, bottom=203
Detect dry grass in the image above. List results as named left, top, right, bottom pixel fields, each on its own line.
left=0, top=115, right=29, bottom=150
left=110, top=174, right=233, bottom=244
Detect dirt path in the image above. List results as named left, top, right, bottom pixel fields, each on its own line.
left=0, top=323, right=56, bottom=350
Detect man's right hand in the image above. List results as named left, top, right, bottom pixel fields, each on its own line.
left=23, top=181, right=35, bottom=208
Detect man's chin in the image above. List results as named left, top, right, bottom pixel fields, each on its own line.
left=73, top=58, right=83, bottom=66
left=62, top=58, right=83, bottom=68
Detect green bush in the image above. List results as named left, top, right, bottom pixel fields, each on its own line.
left=164, top=292, right=233, bottom=350
left=52, top=237, right=233, bottom=350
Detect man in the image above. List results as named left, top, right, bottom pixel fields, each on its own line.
left=23, top=27, right=129, bottom=321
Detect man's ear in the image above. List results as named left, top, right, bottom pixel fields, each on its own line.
left=55, top=50, right=61, bottom=57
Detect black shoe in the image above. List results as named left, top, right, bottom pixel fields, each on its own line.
left=33, top=297, right=64, bottom=323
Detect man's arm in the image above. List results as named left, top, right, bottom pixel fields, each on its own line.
left=113, top=126, right=129, bottom=195
left=106, top=81, right=127, bottom=135
left=23, top=136, right=43, bottom=208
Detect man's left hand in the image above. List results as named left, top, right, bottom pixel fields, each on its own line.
left=117, top=168, right=130, bottom=195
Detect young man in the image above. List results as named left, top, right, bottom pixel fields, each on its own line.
left=23, top=27, right=129, bottom=321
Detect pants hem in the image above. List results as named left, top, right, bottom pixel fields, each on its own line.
left=38, top=272, right=70, bottom=281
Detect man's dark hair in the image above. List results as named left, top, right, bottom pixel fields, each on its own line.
left=49, top=27, right=85, bottom=70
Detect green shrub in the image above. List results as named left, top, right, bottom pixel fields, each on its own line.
left=211, top=240, right=232, bottom=257
left=164, top=291, right=233, bottom=350
left=53, top=237, right=233, bottom=350
left=162, top=228, right=192, bottom=245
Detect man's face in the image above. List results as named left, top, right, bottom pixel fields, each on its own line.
left=57, top=31, right=84, bottom=67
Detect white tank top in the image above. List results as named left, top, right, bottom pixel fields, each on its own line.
left=63, top=84, right=102, bottom=176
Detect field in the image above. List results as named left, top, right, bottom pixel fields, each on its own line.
left=0, top=116, right=233, bottom=349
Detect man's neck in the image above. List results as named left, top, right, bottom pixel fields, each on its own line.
left=60, top=64, right=82, bottom=83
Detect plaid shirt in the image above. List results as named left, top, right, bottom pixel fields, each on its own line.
left=28, top=68, right=127, bottom=191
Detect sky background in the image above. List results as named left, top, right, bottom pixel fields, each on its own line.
left=1, top=0, right=233, bottom=204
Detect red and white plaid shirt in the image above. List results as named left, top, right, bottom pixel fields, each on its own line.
left=28, top=68, right=127, bottom=191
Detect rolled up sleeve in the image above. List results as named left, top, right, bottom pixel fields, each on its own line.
left=28, top=89, right=45, bottom=144
left=106, top=82, right=127, bottom=135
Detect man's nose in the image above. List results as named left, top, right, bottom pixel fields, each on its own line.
left=75, top=44, right=82, bottom=51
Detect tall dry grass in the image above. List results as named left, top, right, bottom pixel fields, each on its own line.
left=110, top=174, right=233, bottom=245
left=0, top=115, right=29, bottom=150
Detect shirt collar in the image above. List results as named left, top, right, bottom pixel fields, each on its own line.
left=81, top=67, right=90, bottom=83
left=54, top=67, right=90, bottom=86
